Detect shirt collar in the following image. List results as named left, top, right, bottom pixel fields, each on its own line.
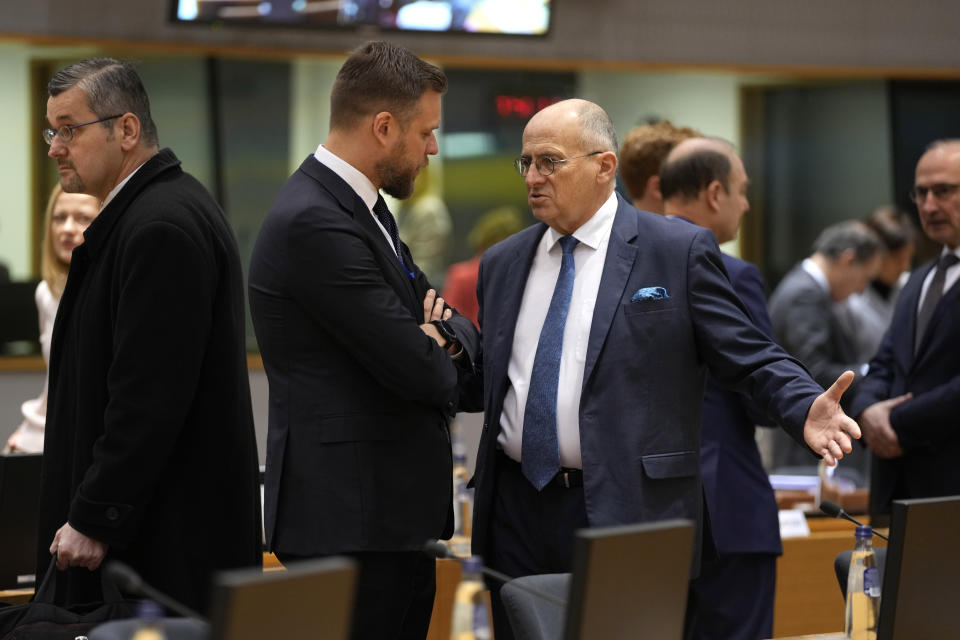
left=100, top=160, right=148, bottom=212
left=544, top=191, right=618, bottom=252
left=801, top=257, right=830, bottom=295
left=314, top=144, right=380, bottom=212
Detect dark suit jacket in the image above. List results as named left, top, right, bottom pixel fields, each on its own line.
left=471, top=196, right=823, bottom=573
left=701, top=254, right=782, bottom=556
left=850, top=255, right=960, bottom=515
left=39, top=149, right=262, bottom=611
left=249, top=156, right=479, bottom=556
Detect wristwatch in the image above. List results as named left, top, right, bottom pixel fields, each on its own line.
left=430, top=319, right=458, bottom=348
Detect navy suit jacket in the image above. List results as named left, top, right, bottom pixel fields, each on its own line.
left=700, top=254, right=782, bottom=556
left=850, top=255, right=960, bottom=514
left=249, top=156, right=479, bottom=555
left=471, top=196, right=822, bottom=573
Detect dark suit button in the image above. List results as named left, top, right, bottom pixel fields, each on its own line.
left=447, top=401, right=455, bottom=412
left=105, top=506, right=120, bottom=521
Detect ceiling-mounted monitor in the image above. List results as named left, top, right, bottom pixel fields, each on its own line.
left=171, top=0, right=552, bottom=36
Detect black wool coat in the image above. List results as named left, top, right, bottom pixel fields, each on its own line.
left=38, top=149, right=262, bottom=612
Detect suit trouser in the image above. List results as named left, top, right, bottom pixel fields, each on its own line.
left=276, top=550, right=435, bottom=640
left=486, top=451, right=589, bottom=640
left=686, top=552, right=777, bottom=640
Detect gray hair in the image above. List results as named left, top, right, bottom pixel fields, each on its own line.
left=813, top=220, right=882, bottom=263
left=576, top=102, right=618, bottom=155
left=48, top=58, right=158, bottom=147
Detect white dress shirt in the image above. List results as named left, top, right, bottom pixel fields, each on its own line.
left=314, top=144, right=395, bottom=252
left=917, top=246, right=960, bottom=311
left=498, top=191, right=618, bottom=469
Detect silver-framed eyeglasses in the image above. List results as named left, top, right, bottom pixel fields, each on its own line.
left=909, top=182, right=960, bottom=203
left=42, top=114, right=123, bottom=145
left=514, top=151, right=603, bottom=177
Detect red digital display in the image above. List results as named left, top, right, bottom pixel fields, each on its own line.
left=496, top=95, right=562, bottom=119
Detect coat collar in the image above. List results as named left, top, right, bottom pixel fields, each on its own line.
left=80, top=148, right=182, bottom=259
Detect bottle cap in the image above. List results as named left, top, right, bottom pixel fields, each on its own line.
left=136, top=599, right=164, bottom=621
left=855, top=525, right=872, bottom=539
left=462, top=556, right=483, bottom=573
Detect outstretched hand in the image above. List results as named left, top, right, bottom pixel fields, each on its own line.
left=803, top=370, right=862, bottom=466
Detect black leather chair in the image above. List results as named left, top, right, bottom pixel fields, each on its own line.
left=500, top=573, right=570, bottom=640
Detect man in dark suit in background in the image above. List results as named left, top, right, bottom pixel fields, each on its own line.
left=248, top=42, right=480, bottom=640
left=469, top=98, right=862, bottom=640
left=38, top=58, right=261, bottom=611
left=852, top=139, right=960, bottom=524
left=767, top=221, right=882, bottom=479
left=659, top=137, right=781, bottom=640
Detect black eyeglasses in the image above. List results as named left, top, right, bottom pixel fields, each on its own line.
left=909, top=182, right=960, bottom=203
left=514, top=151, right=603, bottom=177
left=42, top=114, right=123, bottom=145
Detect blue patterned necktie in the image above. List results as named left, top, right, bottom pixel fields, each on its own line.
left=522, top=235, right=579, bottom=490
left=373, top=195, right=413, bottom=278
left=915, top=253, right=959, bottom=352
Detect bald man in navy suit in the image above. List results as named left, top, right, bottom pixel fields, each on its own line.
left=468, top=100, right=862, bottom=640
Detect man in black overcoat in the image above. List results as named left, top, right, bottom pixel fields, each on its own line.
left=38, top=58, right=261, bottom=612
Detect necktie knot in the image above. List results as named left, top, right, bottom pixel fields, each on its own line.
left=939, top=253, right=959, bottom=270
left=559, top=235, right=579, bottom=255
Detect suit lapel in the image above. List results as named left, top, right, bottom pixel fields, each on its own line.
left=912, top=257, right=960, bottom=365
left=583, top=198, right=640, bottom=389
left=299, top=156, right=420, bottom=313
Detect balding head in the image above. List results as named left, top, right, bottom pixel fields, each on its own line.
left=519, top=99, right=619, bottom=234
left=660, top=137, right=749, bottom=244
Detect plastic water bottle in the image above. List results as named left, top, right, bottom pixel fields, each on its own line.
left=450, top=556, right=492, bottom=640
left=844, top=525, right=880, bottom=639
left=451, top=438, right=473, bottom=557
left=130, top=599, right=167, bottom=640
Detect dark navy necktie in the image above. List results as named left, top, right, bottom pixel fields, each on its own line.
left=373, top=195, right=413, bottom=278
left=522, top=235, right=579, bottom=490
left=915, top=253, right=959, bottom=352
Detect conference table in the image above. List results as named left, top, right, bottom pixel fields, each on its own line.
left=0, top=517, right=876, bottom=639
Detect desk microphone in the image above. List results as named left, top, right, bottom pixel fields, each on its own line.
left=104, top=560, right=206, bottom=620
left=423, top=540, right=567, bottom=607
left=819, top=500, right=889, bottom=541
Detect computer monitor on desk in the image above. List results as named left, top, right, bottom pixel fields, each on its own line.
left=878, top=494, right=960, bottom=640
left=209, top=556, right=357, bottom=640
left=565, top=519, right=694, bottom=640
left=0, top=453, right=42, bottom=590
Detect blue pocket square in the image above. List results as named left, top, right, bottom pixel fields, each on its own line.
left=631, top=286, right=669, bottom=302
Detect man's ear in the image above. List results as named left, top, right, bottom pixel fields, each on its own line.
left=596, top=151, right=618, bottom=184
left=645, top=174, right=662, bottom=201
left=117, top=113, right=141, bottom=151
left=705, top=179, right=724, bottom=211
left=837, top=248, right=857, bottom=268
left=372, top=111, right=396, bottom=148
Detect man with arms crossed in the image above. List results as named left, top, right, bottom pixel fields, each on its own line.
left=249, top=42, right=480, bottom=639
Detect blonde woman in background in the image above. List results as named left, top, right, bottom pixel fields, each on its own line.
left=5, top=185, right=98, bottom=453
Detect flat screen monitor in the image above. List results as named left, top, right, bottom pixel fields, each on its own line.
left=0, top=453, right=42, bottom=590
left=878, top=494, right=960, bottom=640
left=171, top=0, right=552, bottom=36
left=208, top=556, right=357, bottom=640
left=565, top=519, right=694, bottom=640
